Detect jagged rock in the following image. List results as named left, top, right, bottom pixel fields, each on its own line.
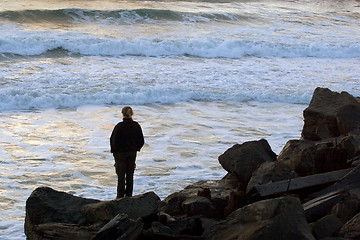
left=182, top=197, right=215, bottom=218
left=277, top=139, right=318, bottom=175
left=338, top=212, right=360, bottom=239
left=302, top=88, right=360, bottom=141
left=319, top=133, right=360, bottom=172
left=92, top=213, right=143, bottom=240
left=202, top=196, right=315, bottom=240
left=277, top=134, right=360, bottom=176
left=80, top=191, right=161, bottom=225
left=25, top=187, right=100, bottom=240
left=218, top=139, right=277, bottom=190
left=161, top=179, right=234, bottom=219
left=310, top=214, right=343, bottom=239
left=247, top=161, right=297, bottom=193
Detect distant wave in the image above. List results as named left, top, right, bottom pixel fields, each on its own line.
left=0, top=86, right=312, bottom=111
left=1, top=32, right=359, bottom=59
left=0, top=8, right=253, bottom=24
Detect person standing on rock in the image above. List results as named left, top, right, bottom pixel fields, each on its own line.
left=110, top=106, right=144, bottom=199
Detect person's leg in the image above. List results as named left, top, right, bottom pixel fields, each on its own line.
left=114, top=152, right=127, bottom=199
left=125, top=152, right=137, bottom=197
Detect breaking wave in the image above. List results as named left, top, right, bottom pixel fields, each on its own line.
left=1, top=32, right=359, bottom=59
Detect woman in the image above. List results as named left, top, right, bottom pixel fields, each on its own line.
left=110, top=106, right=144, bottom=199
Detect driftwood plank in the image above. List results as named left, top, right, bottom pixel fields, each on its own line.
left=303, top=190, right=344, bottom=222
left=303, top=165, right=360, bottom=222
left=248, top=168, right=352, bottom=199
left=306, top=165, right=360, bottom=200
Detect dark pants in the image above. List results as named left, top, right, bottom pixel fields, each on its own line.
left=113, top=151, right=137, bottom=199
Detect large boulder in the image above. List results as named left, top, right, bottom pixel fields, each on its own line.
left=218, top=139, right=277, bottom=190
left=80, top=191, right=161, bottom=225
left=202, top=196, right=315, bottom=240
left=25, top=187, right=100, bottom=240
left=302, top=88, right=360, bottom=141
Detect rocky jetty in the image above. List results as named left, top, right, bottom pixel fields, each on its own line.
left=25, top=87, right=360, bottom=240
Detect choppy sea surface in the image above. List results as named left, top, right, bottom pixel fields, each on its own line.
left=0, top=0, right=359, bottom=238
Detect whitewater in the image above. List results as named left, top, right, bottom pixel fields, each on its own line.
left=0, top=0, right=359, bottom=239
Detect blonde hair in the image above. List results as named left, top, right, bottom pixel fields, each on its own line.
left=122, top=106, right=134, bottom=118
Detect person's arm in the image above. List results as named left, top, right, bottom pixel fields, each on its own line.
left=137, top=124, right=145, bottom=151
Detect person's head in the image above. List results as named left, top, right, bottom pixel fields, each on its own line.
left=122, top=106, right=134, bottom=119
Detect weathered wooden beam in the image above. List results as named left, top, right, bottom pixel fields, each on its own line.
left=302, top=190, right=344, bottom=222
left=303, top=165, right=360, bottom=222
left=248, top=168, right=352, bottom=199
left=306, top=165, right=360, bottom=200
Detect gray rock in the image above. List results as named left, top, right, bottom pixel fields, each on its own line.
left=302, top=88, right=360, bottom=141
left=218, top=139, right=277, bottom=190
left=80, top=191, right=161, bottom=225
left=202, top=196, right=315, bottom=240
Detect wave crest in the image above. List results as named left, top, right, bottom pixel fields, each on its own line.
left=1, top=33, right=359, bottom=59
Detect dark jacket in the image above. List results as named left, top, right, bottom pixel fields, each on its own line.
left=110, top=118, right=144, bottom=153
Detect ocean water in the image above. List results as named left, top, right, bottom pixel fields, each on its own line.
left=0, top=0, right=359, bottom=239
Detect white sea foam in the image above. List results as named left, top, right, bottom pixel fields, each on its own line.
left=0, top=102, right=305, bottom=239
left=1, top=55, right=359, bottom=111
